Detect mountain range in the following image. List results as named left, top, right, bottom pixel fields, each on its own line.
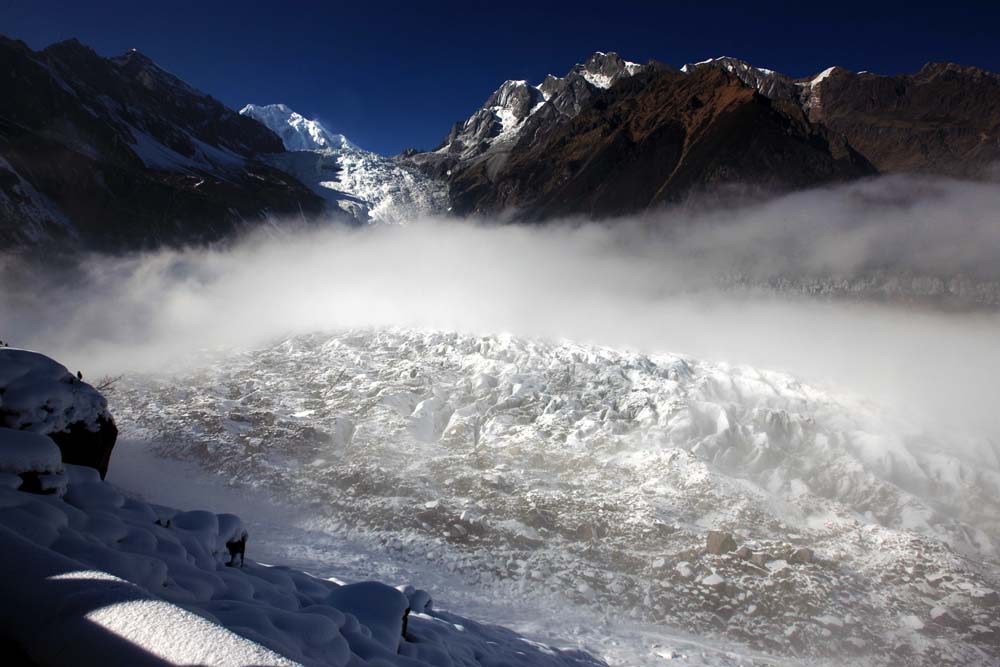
left=2, top=36, right=998, bottom=250
left=408, top=54, right=1000, bottom=218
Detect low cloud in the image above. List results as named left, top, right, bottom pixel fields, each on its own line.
left=3, top=174, right=1000, bottom=441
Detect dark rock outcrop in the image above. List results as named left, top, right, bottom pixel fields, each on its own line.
left=790, top=547, right=815, bottom=564
left=45, top=415, right=118, bottom=480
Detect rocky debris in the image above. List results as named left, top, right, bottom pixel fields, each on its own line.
left=575, top=523, right=607, bottom=541
left=790, top=547, right=815, bottom=564
left=707, top=530, right=737, bottom=555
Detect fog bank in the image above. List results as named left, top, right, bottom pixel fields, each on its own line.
left=2, top=174, right=1000, bottom=440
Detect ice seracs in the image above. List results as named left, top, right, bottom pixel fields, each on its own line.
left=239, top=103, right=448, bottom=224
left=113, top=328, right=1000, bottom=667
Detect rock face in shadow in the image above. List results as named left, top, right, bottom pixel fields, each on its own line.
left=46, top=415, right=118, bottom=480
left=0, top=36, right=323, bottom=252
left=801, top=62, right=1000, bottom=177
left=0, top=349, right=118, bottom=479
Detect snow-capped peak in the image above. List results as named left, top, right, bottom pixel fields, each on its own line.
left=681, top=56, right=776, bottom=77
left=240, top=103, right=355, bottom=152
left=576, top=51, right=643, bottom=89
left=680, top=56, right=804, bottom=100
left=807, top=66, right=838, bottom=86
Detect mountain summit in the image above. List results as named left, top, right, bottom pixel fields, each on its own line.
left=240, top=103, right=355, bottom=152
left=239, top=103, right=447, bottom=223
left=408, top=51, right=645, bottom=176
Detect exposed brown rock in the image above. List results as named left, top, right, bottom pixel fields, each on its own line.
left=790, top=547, right=815, bottom=564
left=447, top=65, right=873, bottom=218
left=707, top=530, right=738, bottom=555
left=413, top=56, right=1000, bottom=222
left=805, top=63, right=1000, bottom=178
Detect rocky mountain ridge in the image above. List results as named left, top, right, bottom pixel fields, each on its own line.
left=406, top=53, right=1000, bottom=218
left=2, top=35, right=999, bottom=249
left=0, top=37, right=323, bottom=251
left=407, top=52, right=646, bottom=179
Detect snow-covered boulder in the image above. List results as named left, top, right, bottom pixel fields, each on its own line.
left=0, top=428, right=65, bottom=494
left=0, top=349, right=118, bottom=478
left=326, top=582, right=410, bottom=655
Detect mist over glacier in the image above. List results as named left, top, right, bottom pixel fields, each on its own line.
left=5, top=173, right=1000, bottom=665
left=3, top=175, right=1000, bottom=442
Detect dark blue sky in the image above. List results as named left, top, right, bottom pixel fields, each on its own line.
left=3, top=1, right=999, bottom=154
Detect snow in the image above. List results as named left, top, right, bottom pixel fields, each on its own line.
left=681, top=57, right=780, bottom=85
left=810, top=67, right=838, bottom=86
left=0, top=428, right=63, bottom=475
left=580, top=71, right=615, bottom=89
left=0, top=156, right=77, bottom=245
left=0, top=523, right=303, bottom=666
left=241, top=104, right=448, bottom=224
left=240, top=103, right=355, bottom=152
left=125, top=124, right=248, bottom=174
left=0, top=460, right=603, bottom=667
left=0, top=348, right=111, bottom=435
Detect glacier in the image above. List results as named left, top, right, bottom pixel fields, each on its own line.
left=106, top=328, right=1000, bottom=666
left=240, top=103, right=448, bottom=224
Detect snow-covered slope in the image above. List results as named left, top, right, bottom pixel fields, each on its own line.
left=112, top=329, right=1000, bottom=667
left=240, top=104, right=448, bottom=223
left=0, top=457, right=601, bottom=667
left=241, top=104, right=355, bottom=152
